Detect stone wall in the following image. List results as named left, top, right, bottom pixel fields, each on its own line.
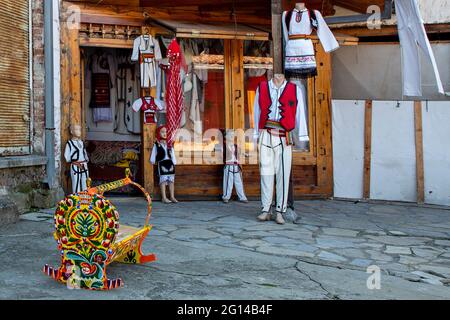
left=31, top=0, right=46, bottom=155
left=0, top=0, right=64, bottom=226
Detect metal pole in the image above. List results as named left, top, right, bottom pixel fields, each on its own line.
left=44, top=0, right=56, bottom=188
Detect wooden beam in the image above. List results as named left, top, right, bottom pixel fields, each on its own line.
left=141, top=26, right=157, bottom=195
left=231, top=40, right=244, bottom=129
left=224, top=40, right=232, bottom=129
left=60, top=17, right=71, bottom=193
left=79, top=37, right=134, bottom=48
left=271, top=0, right=283, bottom=74
left=363, top=100, right=373, bottom=199
left=314, top=43, right=333, bottom=196
left=414, top=101, right=425, bottom=204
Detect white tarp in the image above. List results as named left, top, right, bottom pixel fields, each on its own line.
left=332, top=100, right=365, bottom=199
left=370, top=101, right=417, bottom=202
left=422, top=101, right=450, bottom=206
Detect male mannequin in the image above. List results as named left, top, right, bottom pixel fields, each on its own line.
left=254, top=73, right=309, bottom=224
left=64, top=125, right=90, bottom=194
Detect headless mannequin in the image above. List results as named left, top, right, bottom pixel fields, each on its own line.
left=295, top=2, right=306, bottom=10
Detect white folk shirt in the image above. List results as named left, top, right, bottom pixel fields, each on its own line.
left=282, top=8, right=339, bottom=55
left=253, top=80, right=309, bottom=142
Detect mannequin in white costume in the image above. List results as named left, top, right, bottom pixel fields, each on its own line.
left=64, top=125, right=90, bottom=194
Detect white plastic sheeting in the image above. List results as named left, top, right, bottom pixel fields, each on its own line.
left=332, top=99, right=450, bottom=205
left=332, top=100, right=365, bottom=199
left=422, top=101, right=450, bottom=206
left=370, top=101, right=417, bottom=202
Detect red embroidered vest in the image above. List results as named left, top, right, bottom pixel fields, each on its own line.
left=258, top=81, right=297, bottom=132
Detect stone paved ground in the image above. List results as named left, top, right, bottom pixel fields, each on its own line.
left=1, top=198, right=450, bottom=299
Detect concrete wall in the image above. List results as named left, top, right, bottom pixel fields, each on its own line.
left=418, top=0, right=450, bottom=24
left=332, top=43, right=450, bottom=101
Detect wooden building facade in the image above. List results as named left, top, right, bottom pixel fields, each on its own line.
left=59, top=0, right=362, bottom=200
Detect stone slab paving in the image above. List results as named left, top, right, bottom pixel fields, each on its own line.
left=1, top=198, right=450, bottom=299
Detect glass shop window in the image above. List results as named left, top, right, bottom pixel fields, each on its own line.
left=174, top=39, right=225, bottom=162
left=243, top=40, right=310, bottom=153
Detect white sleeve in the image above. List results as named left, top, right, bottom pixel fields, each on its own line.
left=64, top=142, right=71, bottom=163
left=131, top=37, right=140, bottom=62
left=155, top=98, right=166, bottom=111
left=315, top=10, right=339, bottom=53
left=153, top=37, right=162, bottom=61
left=282, top=11, right=289, bottom=45
left=253, top=87, right=260, bottom=139
left=171, top=148, right=176, bottom=165
left=150, top=144, right=157, bottom=164
left=131, top=98, right=142, bottom=112
left=296, top=86, right=309, bottom=142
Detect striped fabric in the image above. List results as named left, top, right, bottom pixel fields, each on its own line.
left=165, top=39, right=184, bottom=148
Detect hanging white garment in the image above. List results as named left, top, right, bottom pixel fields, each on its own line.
left=131, top=35, right=162, bottom=88
left=190, top=73, right=203, bottom=136
left=395, top=0, right=444, bottom=96
left=282, top=8, right=339, bottom=78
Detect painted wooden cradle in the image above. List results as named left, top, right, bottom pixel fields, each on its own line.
left=43, top=169, right=156, bottom=290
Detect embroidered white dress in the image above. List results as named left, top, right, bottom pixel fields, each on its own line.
left=282, top=8, right=339, bottom=78
left=131, top=35, right=162, bottom=88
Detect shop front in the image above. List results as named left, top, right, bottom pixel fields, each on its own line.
left=60, top=1, right=339, bottom=200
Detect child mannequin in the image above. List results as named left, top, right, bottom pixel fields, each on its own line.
left=222, top=131, right=248, bottom=204
left=64, top=125, right=89, bottom=194
left=150, top=126, right=178, bottom=204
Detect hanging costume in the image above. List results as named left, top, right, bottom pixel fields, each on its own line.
left=282, top=8, right=339, bottom=78
left=253, top=79, right=309, bottom=214
left=131, top=35, right=162, bottom=88
left=64, top=139, right=90, bottom=194
left=132, top=96, right=165, bottom=124
left=222, top=142, right=247, bottom=202
left=395, top=0, right=444, bottom=96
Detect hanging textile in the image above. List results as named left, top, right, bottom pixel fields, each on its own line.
left=115, top=54, right=140, bottom=134
left=87, top=51, right=116, bottom=123
left=395, top=0, right=444, bottom=97
left=165, top=39, right=185, bottom=148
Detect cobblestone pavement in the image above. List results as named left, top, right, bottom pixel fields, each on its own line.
left=1, top=198, right=450, bottom=299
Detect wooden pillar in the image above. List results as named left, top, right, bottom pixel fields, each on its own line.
left=231, top=40, right=244, bottom=129
left=60, top=11, right=81, bottom=193
left=141, top=26, right=157, bottom=194
left=271, top=0, right=283, bottom=74
left=363, top=100, right=373, bottom=199
left=315, top=44, right=333, bottom=196
left=414, top=101, right=425, bottom=204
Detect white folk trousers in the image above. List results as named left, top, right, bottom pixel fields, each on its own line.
left=223, top=164, right=247, bottom=201
left=258, top=129, right=292, bottom=213
left=140, top=58, right=157, bottom=88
